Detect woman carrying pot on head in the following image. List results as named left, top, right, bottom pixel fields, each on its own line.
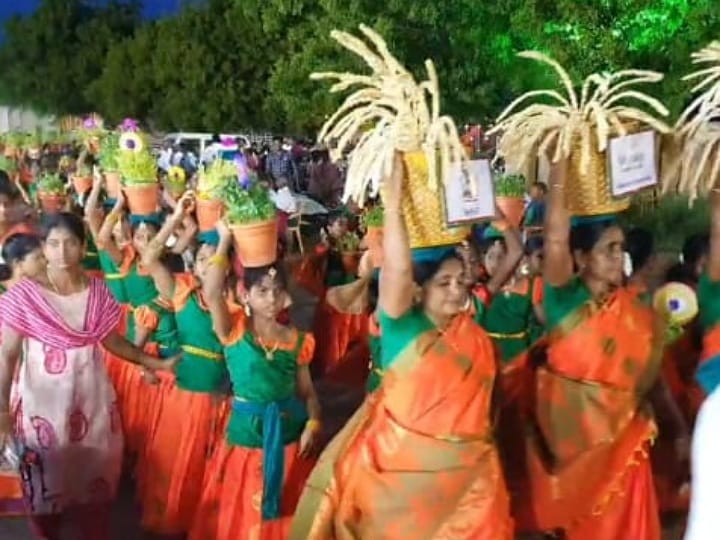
left=137, top=192, right=241, bottom=538
left=290, top=152, right=513, bottom=540
left=0, top=212, right=177, bottom=540
left=516, top=146, right=687, bottom=539
left=189, top=220, right=321, bottom=540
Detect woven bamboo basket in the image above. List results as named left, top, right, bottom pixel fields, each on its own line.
left=564, top=127, right=633, bottom=216
left=397, top=151, right=469, bottom=248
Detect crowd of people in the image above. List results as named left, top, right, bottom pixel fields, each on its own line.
left=0, top=131, right=716, bottom=540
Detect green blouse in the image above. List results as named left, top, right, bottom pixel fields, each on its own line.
left=698, top=273, right=720, bottom=329
left=543, top=276, right=592, bottom=331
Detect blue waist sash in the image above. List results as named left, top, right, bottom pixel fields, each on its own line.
left=231, top=396, right=307, bottom=520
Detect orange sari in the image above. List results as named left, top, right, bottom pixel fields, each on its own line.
left=521, top=286, right=663, bottom=539
left=290, top=311, right=513, bottom=540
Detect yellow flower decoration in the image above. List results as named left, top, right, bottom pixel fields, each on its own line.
left=119, top=132, right=144, bottom=153
left=168, top=166, right=186, bottom=184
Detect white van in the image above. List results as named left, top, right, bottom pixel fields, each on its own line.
left=161, top=132, right=253, bottom=157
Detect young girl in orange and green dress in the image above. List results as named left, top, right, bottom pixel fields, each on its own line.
left=137, top=193, right=241, bottom=537
left=190, top=220, right=321, bottom=540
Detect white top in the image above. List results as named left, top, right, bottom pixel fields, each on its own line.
left=685, top=387, right=720, bottom=539
left=270, top=187, right=298, bottom=213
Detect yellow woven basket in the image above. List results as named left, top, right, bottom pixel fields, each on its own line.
left=565, top=128, right=631, bottom=216
left=399, top=151, right=469, bottom=248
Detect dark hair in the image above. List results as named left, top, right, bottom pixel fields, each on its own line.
left=569, top=220, right=619, bottom=254
left=625, top=227, right=654, bottom=272
left=412, top=251, right=463, bottom=286
left=326, top=210, right=345, bottom=226
left=666, top=233, right=710, bottom=284
left=161, top=252, right=185, bottom=274
left=0, top=233, right=42, bottom=281
left=682, top=233, right=709, bottom=268
left=0, top=172, right=18, bottom=200
left=368, top=274, right=379, bottom=313
left=525, top=235, right=544, bottom=256
left=243, top=264, right=287, bottom=291
left=130, top=220, right=161, bottom=235
left=41, top=212, right=86, bottom=243
left=531, top=182, right=548, bottom=194
left=272, top=136, right=283, bottom=144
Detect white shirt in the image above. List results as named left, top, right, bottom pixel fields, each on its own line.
left=270, top=187, right=298, bottom=213
left=158, top=149, right=172, bottom=172
left=685, top=387, right=720, bottom=539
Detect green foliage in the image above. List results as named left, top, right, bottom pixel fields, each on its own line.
left=494, top=173, right=526, bottom=198
left=0, top=0, right=141, bottom=115
left=117, top=149, right=157, bottom=185
left=99, top=132, right=120, bottom=171
left=362, top=205, right=384, bottom=228
left=4, top=0, right=720, bottom=131
left=221, top=177, right=277, bottom=225
left=0, top=156, right=17, bottom=173
left=37, top=172, right=66, bottom=194
left=338, top=232, right=361, bottom=252
left=620, top=194, right=709, bottom=253
left=198, top=160, right=238, bottom=197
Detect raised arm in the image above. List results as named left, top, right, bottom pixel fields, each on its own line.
left=96, top=196, right=126, bottom=266
left=485, top=220, right=524, bottom=296
left=379, top=152, right=414, bottom=318
left=543, top=157, right=574, bottom=287
left=84, top=168, right=105, bottom=241
left=202, top=220, right=233, bottom=340
left=141, top=192, right=194, bottom=300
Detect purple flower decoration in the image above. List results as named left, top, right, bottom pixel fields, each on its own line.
left=235, top=154, right=251, bottom=189
left=221, top=137, right=237, bottom=148
left=120, top=118, right=139, bottom=132
left=83, top=117, right=98, bottom=129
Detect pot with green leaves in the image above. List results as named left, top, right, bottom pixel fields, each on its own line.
left=221, top=176, right=278, bottom=267
left=195, top=160, right=237, bottom=232
left=361, top=205, right=384, bottom=267
left=99, top=132, right=121, bottom=198
left=338, top=232, right=362, bottom=275
left=117, top=131, right=158, bottom=215
left=3, top=132, right=24, bottom=158
left=24, top=131, right=43, bottom=160
left=494, top=173, right=527, bottom=227
left=37, top=173, right=67, bottom=213
left=72, top=165, right=93, bottom=195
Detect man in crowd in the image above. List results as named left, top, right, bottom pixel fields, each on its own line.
left=265, top=136, right=298, bottom=191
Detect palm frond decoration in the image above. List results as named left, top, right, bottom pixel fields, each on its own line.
left=311, top=24, right=470, bottom=205
left=489, top=51, right=670, bottom=180
left=663, top=42, right=720, bottom=203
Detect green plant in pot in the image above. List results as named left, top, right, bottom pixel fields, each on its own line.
left=198, top=160, right=237, bottom=200
left=37, top=172, right=67, bottom=213
left=24, top=131, right=43, bottom=159
left=3, top=132, right=24, bottom=157
left=99, top=132, right=120, bottom=172
left=494, top=173, right=527, bottom=226
left=220, top=175, right=278, bottom=267
left=117, top=132, right=158, bottom=215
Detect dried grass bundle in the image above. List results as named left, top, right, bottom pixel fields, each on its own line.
left=311, top=25, right=470, bottom=205
left=663, top=42, right=720, bottom=202
left=489, top=51, right=670, bottom=180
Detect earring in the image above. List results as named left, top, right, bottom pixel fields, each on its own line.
left=244, top=304, right=251, bottom=317
left=463, top=297, right=472, bottom=312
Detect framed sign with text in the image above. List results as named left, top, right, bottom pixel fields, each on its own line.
left=607, top=130, right=658, bottom=197
left=444, top=159, right=496, bottom=226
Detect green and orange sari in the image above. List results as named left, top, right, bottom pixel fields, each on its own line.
left=518, top=278, right=664, bottom=539
left=290, top=307, right=513, bottom=540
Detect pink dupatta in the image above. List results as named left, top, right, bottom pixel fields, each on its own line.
left=0, top=277, right=121, bottom=349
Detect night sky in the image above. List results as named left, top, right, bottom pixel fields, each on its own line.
left=0, top=0, right=183, bottom=27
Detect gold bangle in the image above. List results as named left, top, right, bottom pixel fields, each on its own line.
left=106, top=212, right=121, bottom=225
left=209, top=254, right=229, bottom=268
left=306, top=418, right=322, bottom=432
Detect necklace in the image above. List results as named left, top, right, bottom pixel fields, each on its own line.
left=258, top=339, right=280, bottom=361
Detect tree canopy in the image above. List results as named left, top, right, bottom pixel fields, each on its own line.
left=1, top=0, right=720, bottom=133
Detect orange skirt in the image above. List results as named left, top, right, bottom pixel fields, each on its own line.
left=140, top=387, right=223, bottom=535
left=189, top=440, right=316, bottom=540
left=312, top=300, right=369, bottom=387
left=520, top=420, right=661, bottom=539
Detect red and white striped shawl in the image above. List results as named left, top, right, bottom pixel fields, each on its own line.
left=0, top=277, right=121, bottom=349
